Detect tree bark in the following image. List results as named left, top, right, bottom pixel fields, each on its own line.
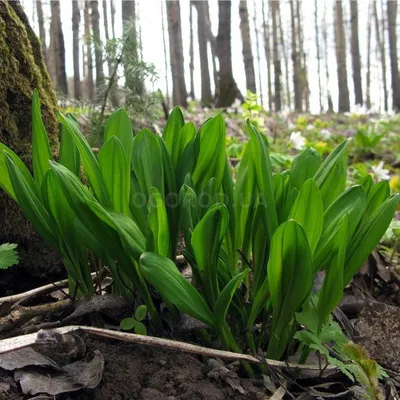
left=91, top=0, right=104, bottom=100
left=334, top=0, right=350, bottom=112
left=110, top=0, right=116, bottom=39
left=290, top=0, right=301, bottom=111
left=166, top=0, right=188, bottom=107
left=315, top=0, right=322, bottom=112
left=239, top=0, right=256, bottom=93
left=277, top=2, right=289, bottom=109
left=373, top=0, right=388, bottom=111
left=216, top=1, right=241, bottom=107
left=387, top=0, right=400, bottom=111
left=349, top=0, right=363, bottom=106
left=366, top=0, right=372, bottom=109
left=204, top=4, right=219, bottom=96
left=189, top=2, right=195, bottom=99
left=323, top=1, right=333, bottom=112
left=36, top=0, right=46, bottom=64
left=72, top=0, right=81, bottom=99
left=193, top=1, right=212, bottom=105
left=84, top=2, right=94, bottom=101
left=48, top=0, right=68, bottom=95
left=0, top=0, right=61, bottom=277
left=262, top=0, right=272, bottom=110
left=270, top=0, right=281, bottom=111
left=161, top=0, right=170, bottom=105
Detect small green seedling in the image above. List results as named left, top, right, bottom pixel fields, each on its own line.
left=0, top=243, right=19, bottom=269
left=120, top=305, right=147, bottom=335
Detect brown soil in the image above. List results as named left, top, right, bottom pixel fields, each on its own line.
left=0, top=335, right=267, bottom=400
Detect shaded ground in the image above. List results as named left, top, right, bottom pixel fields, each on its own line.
left=0, top=335, right=267, bottom=400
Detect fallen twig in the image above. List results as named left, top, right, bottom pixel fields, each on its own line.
left=0, top=273, right=96, bottom=305
left=0, top=300, right=73, bottom=333
left=0, top=325, right=336, bottom=372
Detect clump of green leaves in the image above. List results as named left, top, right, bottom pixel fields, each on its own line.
left=120, top=304, right=147, bottom=335
left=0, top=243, right=19, bottom=269
left=0, top=91, right=398, bottom=370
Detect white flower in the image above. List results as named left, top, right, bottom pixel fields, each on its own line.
left=232, top=98, right=242, bottom=108
left=306, top=124, right=314, bottom=131
left=320, top=128, right=332, bottom=139
left=226, top=107, right=235, bottom=113
left=371, top=162, right=390, bottom=181
left=203, top=107, right=210, bottom=113
left=186, top=96, right=193, bottom=102
left=290, top=131, right=306, bottom=150
left=288, top=122, right=295, bottom=130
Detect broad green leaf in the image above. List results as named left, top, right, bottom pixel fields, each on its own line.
left=358, top=174, right=373, bottom=195
left=215, top=269, right=248, bottom=330
left=5, top=154, right=56, bottom=247
left=98, top=136, right=130, bottom=215
left=140, top=252, right=216, bottom=328
left=176, top=139, right=195, bottom=189
left=290, top=147, right=322, bottom=191
left=32, top=89, right=52, bottom=185
left=163, top=106, right=185, bottom=156
left=157, top=136, right=179, bottom=259
left=191, top=203, right=229, bottom=306
left=192, top=115, right=226, bottom=191
left=147, top=187, right=170, bottom=257
left=364, top=181, right=390, bottom=221
left=314, top=140, right=348, bottom=209
left=179, top=184, right=199, bottom=255
left=59, top=114, right=81, bottom=176
left=344, top=194, right=400, bottom=285
left=0, top=243, right=19, bottom=269
left=0, top=145, right=36, bottom=201
left=172, top=121, right=196, bottom=168
left=104, top=108, right=133, bottom=166
left=289, top=179, right=323, bottom=254
left=267, top=221, right=313, bottom=359
left=57, top=111, right=108, bottom=205
left=314, top=186, right=366, bottom=269
left=317, top=215, right=348, bottom=327
left=132, top=129, right=164, bottom=198
left=247, top=120, right=278, bottom=239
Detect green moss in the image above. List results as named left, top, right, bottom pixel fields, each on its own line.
left=0, top=2, right=61, bottom=276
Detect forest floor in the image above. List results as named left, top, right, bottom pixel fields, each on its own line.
left=1, top=105, right=400, bottom=399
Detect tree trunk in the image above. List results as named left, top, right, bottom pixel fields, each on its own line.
left=323, top=1, right=333, bottom=112
left=36, top=0, right=46, bottom=64
left=0, top=0, right=61, bottom=279
left=110, top=0, right=116, bottom=39
left=349, top=0, right=363, bottom=106
left=166, top=0, right=188, bottom=107
left=91, top=0, right=104, bottom=100
left=277, top=1, right=289, bottom=109
left=387, top=0, right=400, bottom=111
left=48, top=0, right=68, bottom=95
left=262, top=0, right=272, bottom=110
left=253, top=0, right=263, bottom=105
left=189, top=2, right=195, bottom=99
left=204, top=3, right=219, bottom=96
left=84, top=2, right=94, bottom=101
left=72, top=0, right=81, bottom=99
left=270, top=0, right=281, bottom=111
left=239, top=0, right=256, bottom=93
left=314, top=0, right=323, bottom=112
left=290, top=0, right=301, bottom=111
left=193, top=1, right=212, bottom=105
left=366, top=0, right=372, bottom=109
left=373, top=0, right=388, bottom=111
left=334, top=0, right=350, bottom=112
left=161, top=0, right=170, bottom=105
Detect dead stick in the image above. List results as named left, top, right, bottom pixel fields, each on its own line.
left=0, top=325, right=335, bottom=371
left=0, top=273, right=96, bottom=305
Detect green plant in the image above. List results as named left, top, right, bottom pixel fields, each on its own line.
left=295, top=308, right=386, bottom=399
left=0, top=243, right=19, bottom=269
left=0, top=92, right=398, bottom=370
left=353, top=126, right=384, bottom=150
left=120, top=304, right=147, bottom=335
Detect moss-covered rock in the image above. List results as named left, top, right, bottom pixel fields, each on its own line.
left=0, top=1, right=62, bottom=287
